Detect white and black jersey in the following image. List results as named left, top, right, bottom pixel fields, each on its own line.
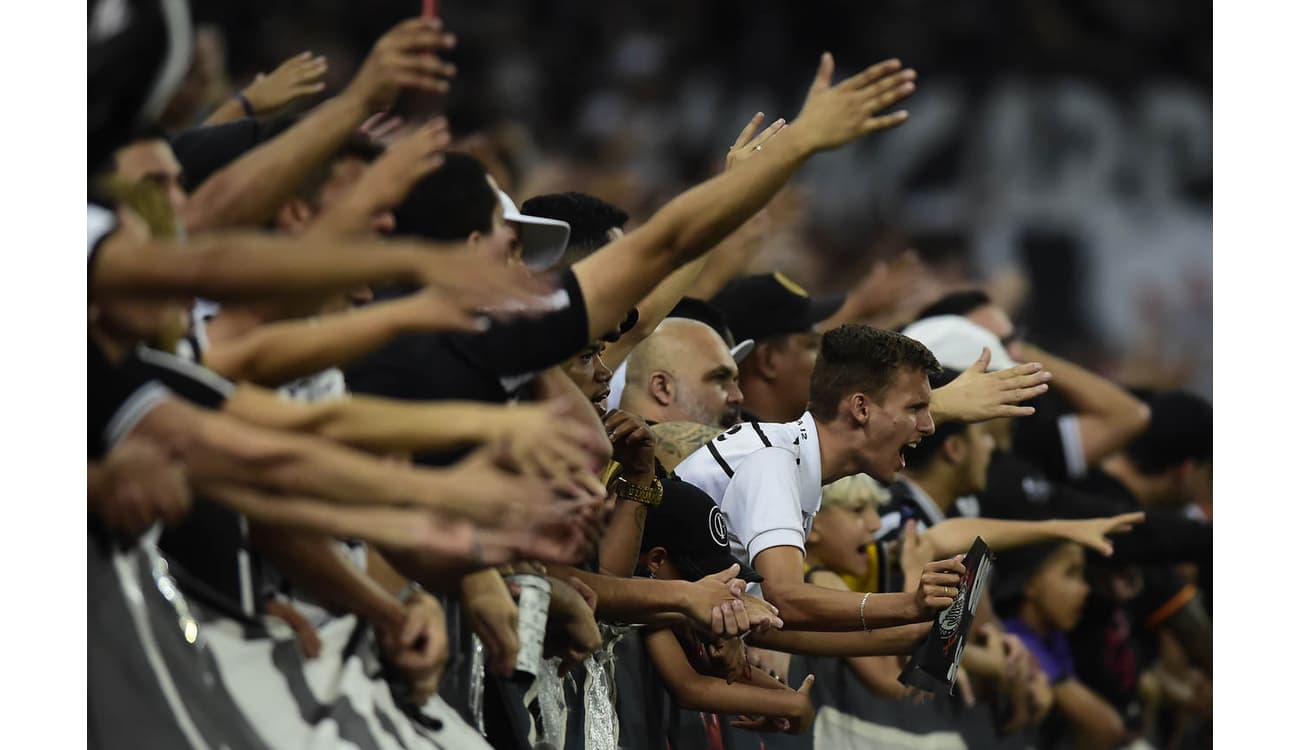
left=124, top=346, right=266, bottom=621
left=674, top=412, right=824, bottom=570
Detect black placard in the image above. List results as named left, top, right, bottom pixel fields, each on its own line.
left=899, top=537, right=994, bottom=695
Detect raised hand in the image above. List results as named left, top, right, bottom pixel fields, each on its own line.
left=344, top=17, right=457, bottom=114
left=914, top=554, right=966, bottom=616
left=603, top=409, right=658, bottom=479
left=242, top=51, right=329, bottom=114
left=931, top=347, right=1053, bottom=423
left=1061, top=511, right=1147, bottom=557
left=351, top=119, right=452, bottom=214
left=899, top=519, right=936, bottom=578
left=726, top=112, right=788, bottom=170
left=789, top=54, right=917, bottom=153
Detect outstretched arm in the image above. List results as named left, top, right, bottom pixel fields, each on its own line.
left=184, top=19, right=455, bottom=232
left=753, top=545, right=962, bottom=631
left=600, top=114, right=788, bottom=369
left=201, top=289, right=485, bottom=386
left=645, top=628, right=814, bottom=731
left=574, top=55, right=917, bottom=342
left=921, top=512, right=1147, bottom=559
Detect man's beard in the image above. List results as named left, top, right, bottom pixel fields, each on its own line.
left=718, top=405, right=744, bottom=429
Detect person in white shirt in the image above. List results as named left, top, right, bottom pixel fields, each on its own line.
left=675, top=323, right=1054, bottom=633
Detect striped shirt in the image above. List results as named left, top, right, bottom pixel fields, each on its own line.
left=674, top=412, right=824, bottom=569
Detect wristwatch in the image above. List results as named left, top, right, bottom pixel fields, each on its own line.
left=612, top=476, right=664, bottom=506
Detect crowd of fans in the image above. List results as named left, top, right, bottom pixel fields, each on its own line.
left=87, top=2, right=1212, bottom=749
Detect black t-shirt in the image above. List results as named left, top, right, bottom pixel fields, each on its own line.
left=125, top=346, right=260, bottom=619
left=1011, top=390, right=1088, bottom=483
left=88, top=339, right=171, bottom=461
left=346, top=270, right=590, bottom=465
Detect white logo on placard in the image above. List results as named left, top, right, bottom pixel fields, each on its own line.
left=708, top=506, right=728, bottom=546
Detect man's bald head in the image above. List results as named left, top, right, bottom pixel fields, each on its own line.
left=623, top=318, right=744, bottom=428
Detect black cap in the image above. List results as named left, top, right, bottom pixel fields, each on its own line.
left=710, top=273, right=844, bottom=344
left=642, top=479, right=763, bottom=584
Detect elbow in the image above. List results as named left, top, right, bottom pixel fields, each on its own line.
left=1126, top=402, right=1153, bottom=440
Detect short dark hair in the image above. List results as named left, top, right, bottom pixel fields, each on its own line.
left=900, top=369, right=965, bottom=470
left=914, top=290, right=993, bottom=323
left=519, top=192, right=628, bottom=266
left=809, top=325, right=941, bottom=421
left=393, top=151, right=497, bottom=241
left=298, top=133, right=386, bottom=205
left=1125, top=389, right=1212, bottom=474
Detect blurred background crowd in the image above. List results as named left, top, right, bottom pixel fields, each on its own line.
left=174, top=0, right=1213, bottom=398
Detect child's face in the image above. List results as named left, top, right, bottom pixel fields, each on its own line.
left=808, top=497, right=881, bottom=579
left=1026, top=543, right=1090, bottom=632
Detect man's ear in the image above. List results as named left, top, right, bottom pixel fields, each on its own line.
left=942, top=433, right=969, bottom=466
left=274, top=198, right=315, bottom=234
left=752, top=340, right=783, bottom=380
left=645, top=546, right=669, bottom=576
left=649, top=371, right=675, bottom=407
left=848, top=392, right=871, bottom=427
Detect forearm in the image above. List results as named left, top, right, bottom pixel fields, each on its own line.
left=574, top=130, right=812, bottom=339
left=182, top=407, right=443, bottom=508
left=551, top=565, right=690, bottom=626
left=312, top=398, right=514, bottom=454
left=673, top=672, right=805, bottom=716
left=762, top=581, right=923, bottom=631
left=923, top=517, right=1080, bottom=558
left=184, top=94, right=371, bottom=232
left=93, top=230, right=428, bottom=303
left=750, top=622, right=928, bottom=657
left=201, top=98, right=248, bottom=127
left=379, top=546, right=490, bottom=595
left=248, top=523, right=405, bottom=632
left=203, top=298, right=421, bottom=385
left=598, top=498, right=649, bottom=578
left=647, top=631, right=804, bottom=716
left=602, top=255, right=709, bottom=370
left=651, top=131, right=812, bottom=270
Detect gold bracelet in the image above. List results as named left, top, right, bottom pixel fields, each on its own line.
left=612, top=476, right=664, bottom=506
